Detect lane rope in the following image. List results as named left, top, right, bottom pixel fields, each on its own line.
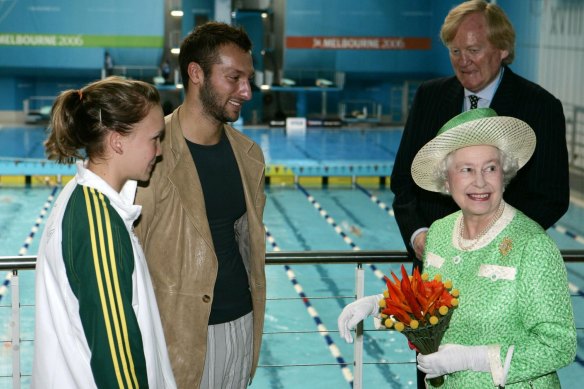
left=296, top=184, right=387, bottom=282
left=265, top=227, right=354, bottom=387
left=552, top=223, right=584, bottom=246
left=355, top=183, right=395, bottom=217
left=0, top=186, right=58, bottom=303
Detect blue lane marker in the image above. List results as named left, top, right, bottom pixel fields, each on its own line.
left=552, top=223, right=584, bottom=246
left=265, top=227, right=354, bottom=387
left=296, top=183, right=387, bottom=283
left=0, top=186, right=58, bottom=303
left=355, top=183, right=395, bottom=218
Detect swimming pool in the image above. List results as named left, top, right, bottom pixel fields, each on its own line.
left=1, top=126, right=583, bottom=387
left=0, top=126, right=401, bottom=178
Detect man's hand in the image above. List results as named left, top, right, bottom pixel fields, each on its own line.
left=413, top=231, right=427, bottom=260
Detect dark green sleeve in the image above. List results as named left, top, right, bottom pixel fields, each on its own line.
left=63, top=185, right=149, bottom=389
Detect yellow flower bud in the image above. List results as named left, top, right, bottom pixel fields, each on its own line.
left=451, top=298, right=459, bottom=307
left=394, top=322, right=405, bottom=332
left=434, top=274, right=442, bottom=282
left=384, top=318, right=394, bottom=328
left=383, top=290, right=389, bottom=298
left=421, top=273, right=429, bottom=281
left=379, top=299, right=386, bottom=308
left=450, top=288, right=460, bottom=297
left=410, top=320, right=419, bottom=329
left=429, top=316, right=439, bottom=325
left=439, top=305, right=449, bottom=316
left=381, top=313, right=388, bottom=319
left=444, top=280, right=453, bottom=289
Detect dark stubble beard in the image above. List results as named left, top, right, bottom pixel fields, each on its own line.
left=200, top=78, right=239, bottom=123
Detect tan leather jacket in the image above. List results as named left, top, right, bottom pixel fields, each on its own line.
left=135, top=107, right=266, bottom=388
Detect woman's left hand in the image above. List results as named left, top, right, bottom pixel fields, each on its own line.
left=416, top=344, right=490, bottom=378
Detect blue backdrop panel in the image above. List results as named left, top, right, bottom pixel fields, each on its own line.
left=0, top=0, right=164, bottom=70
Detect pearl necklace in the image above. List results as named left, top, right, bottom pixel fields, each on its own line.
left=457, top=202, right=505, bottom=251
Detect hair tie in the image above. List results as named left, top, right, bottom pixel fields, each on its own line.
left=77, top=90, right=83, bottom=100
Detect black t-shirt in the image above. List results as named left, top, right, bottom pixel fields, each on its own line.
left=186, top=133, right=253, bottom=324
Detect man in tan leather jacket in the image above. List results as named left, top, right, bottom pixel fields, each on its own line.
left=135, top=22, right=266, bottom=389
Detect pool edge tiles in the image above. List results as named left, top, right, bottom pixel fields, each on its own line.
left=266, top=162, right=394, bottom=177
left=1, top=174, right=392, bottom=187
left=0, top=175, right=74, bottom=186
left=265, top=176, right=391, bottom=187
left=265, top=163, right=392, bottom=186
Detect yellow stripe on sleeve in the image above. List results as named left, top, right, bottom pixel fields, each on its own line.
left=89, top=188, right=136, bottom=388
left=98, top=191, right=140, bottom=388
left=83, top=186, right=127, bottom=388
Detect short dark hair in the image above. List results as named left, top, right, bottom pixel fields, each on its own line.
left=178, top=21, right=252, bottom=91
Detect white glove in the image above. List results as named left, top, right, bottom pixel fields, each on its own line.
left=337, top=294, right=383, bottom=343
left=416, top=344, right=490, bottom=379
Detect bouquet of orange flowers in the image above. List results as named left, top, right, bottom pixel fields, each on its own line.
left=379, top=265, right=459, bottom=386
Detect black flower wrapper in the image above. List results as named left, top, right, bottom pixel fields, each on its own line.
left=401, top=308, right=454, bottom=355
left=386, top=309, right=453, bottom=387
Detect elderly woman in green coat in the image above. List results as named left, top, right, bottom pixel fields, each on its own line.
left=338, top=108, right=576, bottom=388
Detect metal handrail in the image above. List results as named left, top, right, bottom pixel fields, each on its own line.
left=1, top=250, right=583, bottom=389
left=3, top=249, right=583, bottom=269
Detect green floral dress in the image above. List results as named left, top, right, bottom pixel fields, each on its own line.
left=423, top=203, right=576, bottom=388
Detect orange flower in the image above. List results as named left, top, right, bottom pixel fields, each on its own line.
left=380, top=265, right=459, bottom=387
left=380, top=265, right=458, bottom=328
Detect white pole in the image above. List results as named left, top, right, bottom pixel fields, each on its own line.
left=353, top=264, right=365, bottom=389
left=11, top=270, right=21, bottom=389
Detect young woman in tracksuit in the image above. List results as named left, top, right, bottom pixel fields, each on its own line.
left=32, top=77, right=176, bottom=389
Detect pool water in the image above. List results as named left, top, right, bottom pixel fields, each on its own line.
left=1, top=185, right=583, bottom=388
left=1, top=125, right=583, bottom=387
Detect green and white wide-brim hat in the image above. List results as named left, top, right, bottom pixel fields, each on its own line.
left=411, top=108, right=536, bottom=192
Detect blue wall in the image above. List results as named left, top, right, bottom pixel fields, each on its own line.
left=276, top=1, right=461, bottom=119
left=0, top=0, right=164, bottom=71
left=0, top=0, right=164, bottom=110
left=280, top=0, right=540, bottom=80
left=266, top=0, right=544, bottom=119
left=0, top=0, right=545, bottom=117
left=497, top=0, right=541, bottom=82
left=182, top=0, right=214, bottom=36
left=284, top=0, right=436, bottom=76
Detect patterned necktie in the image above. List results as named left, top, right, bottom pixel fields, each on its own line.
left=468, top=95, right=480, bottom=109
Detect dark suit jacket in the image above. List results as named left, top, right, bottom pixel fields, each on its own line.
left=390, top=66, right=569, bottom=266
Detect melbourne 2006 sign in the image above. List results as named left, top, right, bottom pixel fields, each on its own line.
left=286, top=36, right=431, bottom=50
left=0, top=33, right=163, bottom=48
